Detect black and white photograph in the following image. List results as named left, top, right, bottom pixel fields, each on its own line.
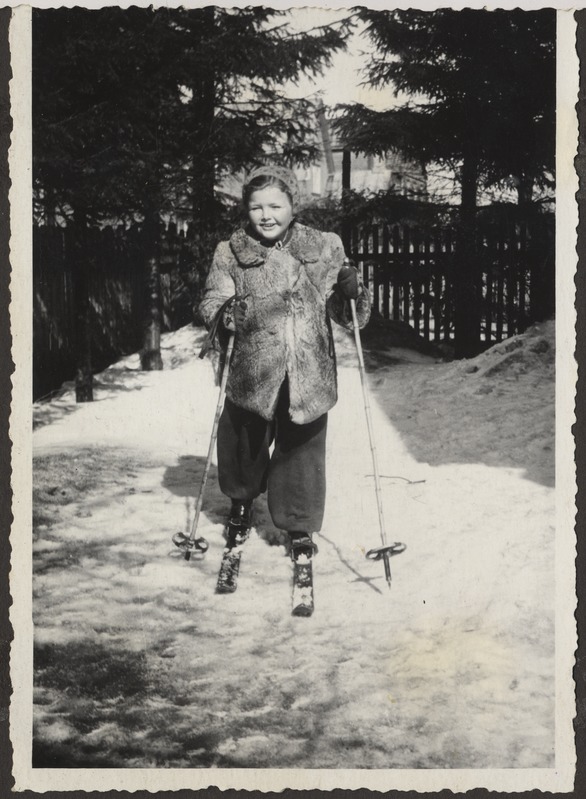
left=8, top=1, right=578, bottom=793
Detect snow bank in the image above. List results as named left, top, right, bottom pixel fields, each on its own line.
left=32, top=320, right=555, bottom=770
left=369, top=320, right=555, bottom=486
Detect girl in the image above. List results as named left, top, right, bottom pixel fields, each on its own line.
left=199, top=165, right=370, bottom=613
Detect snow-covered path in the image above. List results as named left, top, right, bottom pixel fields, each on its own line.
left=32, top=325, right=555, bottom=769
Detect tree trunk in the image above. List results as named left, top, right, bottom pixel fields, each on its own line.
left=140, top=215, right=164, bottom=371
left=341, top=149, right=352, bottom=253
left=73, top=217, right=93, bottom=402
left=454, top=150, right=481, bottom=358
left=528, top=211, right=555, bottom=323
left=192, top=104, right=215, bottom=229
left=515, top=174, right=533, bottom=207
left=191, top=7, right=216, bottom=231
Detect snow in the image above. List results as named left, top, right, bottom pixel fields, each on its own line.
left=32, top=320, right=556, bottom=771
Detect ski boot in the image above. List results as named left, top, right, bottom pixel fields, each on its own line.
left=216, top=500, right=253, bottom=594
left=289, top=532, right=318, bottom=617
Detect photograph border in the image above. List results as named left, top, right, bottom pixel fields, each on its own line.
left=6, top=2, right=580, bottom=794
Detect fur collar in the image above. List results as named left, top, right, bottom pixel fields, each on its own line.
left=229, top=222, right=323, bottom=268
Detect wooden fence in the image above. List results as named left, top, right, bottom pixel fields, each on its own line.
left=345, top=212, right=554, bottom=349
left=33, top=210, right=555, bottom=399
left=33, top=223, right=199, bottom=400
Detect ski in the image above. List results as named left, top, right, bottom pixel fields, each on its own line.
left=290, top=536, right=317, bottom=617
left=292, top=552, right=314, bottom=616
left=215, top=501, right=253, bottom=594
left=215, top=526, right=251, bottom=594
left=215, top=545, right=244, bottom=593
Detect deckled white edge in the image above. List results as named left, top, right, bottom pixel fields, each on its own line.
left=1, top=1, right=586, bottom=10
left=9, top=3, right=579, bottom=793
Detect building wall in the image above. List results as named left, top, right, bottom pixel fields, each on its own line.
left=295, top=145, right=427, bottom=202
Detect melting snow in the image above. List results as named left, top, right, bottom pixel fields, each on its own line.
left=32, top=320, right=556, bottom=769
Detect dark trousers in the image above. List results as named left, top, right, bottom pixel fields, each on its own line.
left=217, top=381, right=328, bottom=532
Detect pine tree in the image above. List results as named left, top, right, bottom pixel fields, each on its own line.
left=33, top=6, right=352, bottom=225
left=335, top=9, right=555, bottom=207
left=33, top=6, right=352, bottom=380
left=333, top=8, right=555, bottom=356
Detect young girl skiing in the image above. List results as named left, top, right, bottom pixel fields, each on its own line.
left=199, top=164, right=370, bottom=614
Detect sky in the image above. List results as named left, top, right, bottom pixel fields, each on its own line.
left=283, top=7, right=395, bottom=112
left=282, top=7, right=527, bottom=204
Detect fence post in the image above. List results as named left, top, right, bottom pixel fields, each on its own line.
left=453, top=148, right=481, bottom=358
left=529, top=212, right=555, bottom=323
left=73, top=220, right=94, bottom=402
left=454, top=217, right=481, bottom=358
left=140, top=215, right=164, bottom=371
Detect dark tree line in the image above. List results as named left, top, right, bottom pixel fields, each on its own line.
left=33, top=6, right=352, bottom=226
left=33, top=7, right=556, bottom=392
left=334, top=8, right=555, bottom=356
left=33, top=6, right=351, bottom=395
left=335, top=8, right=555, bottom=210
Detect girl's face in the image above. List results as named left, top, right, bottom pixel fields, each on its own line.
left=247, top=186, right=294, bottom=243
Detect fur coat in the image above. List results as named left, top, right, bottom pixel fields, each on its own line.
left=199, top=222, right=370, bottom=424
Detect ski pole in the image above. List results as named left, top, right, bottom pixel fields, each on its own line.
left=348, top=278, right=405, bottom=589
left=173, top=332, right=235, bottom=562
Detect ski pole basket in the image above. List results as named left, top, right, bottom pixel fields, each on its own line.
left=172, top=532, right=209, bottom=560
left=366, top=543, right=407, bottom=561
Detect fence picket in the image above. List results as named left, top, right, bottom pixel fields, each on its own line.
left=518, top=222, right=527, bottom=328
left=422, top=231, right=431, bottom=340
left=402, top=226, right=411, bottom=325
left=432, top=230, right=442, bottom=341
left=506, top=222, right=517, bottom=336
left=412, top=227, right=421, bottom=334
left=484, top=227, right=494, bottom=345
left=372, top=224, right=380, bottom=316
left=391, top=226, right=401, bottom=321
left=381, top=224, right=390, bottom=320
left=348, top=214, right=552, bottom=348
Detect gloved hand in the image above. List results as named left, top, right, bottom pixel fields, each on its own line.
left=337, top=259, right=360, bottom=300
left=223, top=298, right=247, bottom=332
